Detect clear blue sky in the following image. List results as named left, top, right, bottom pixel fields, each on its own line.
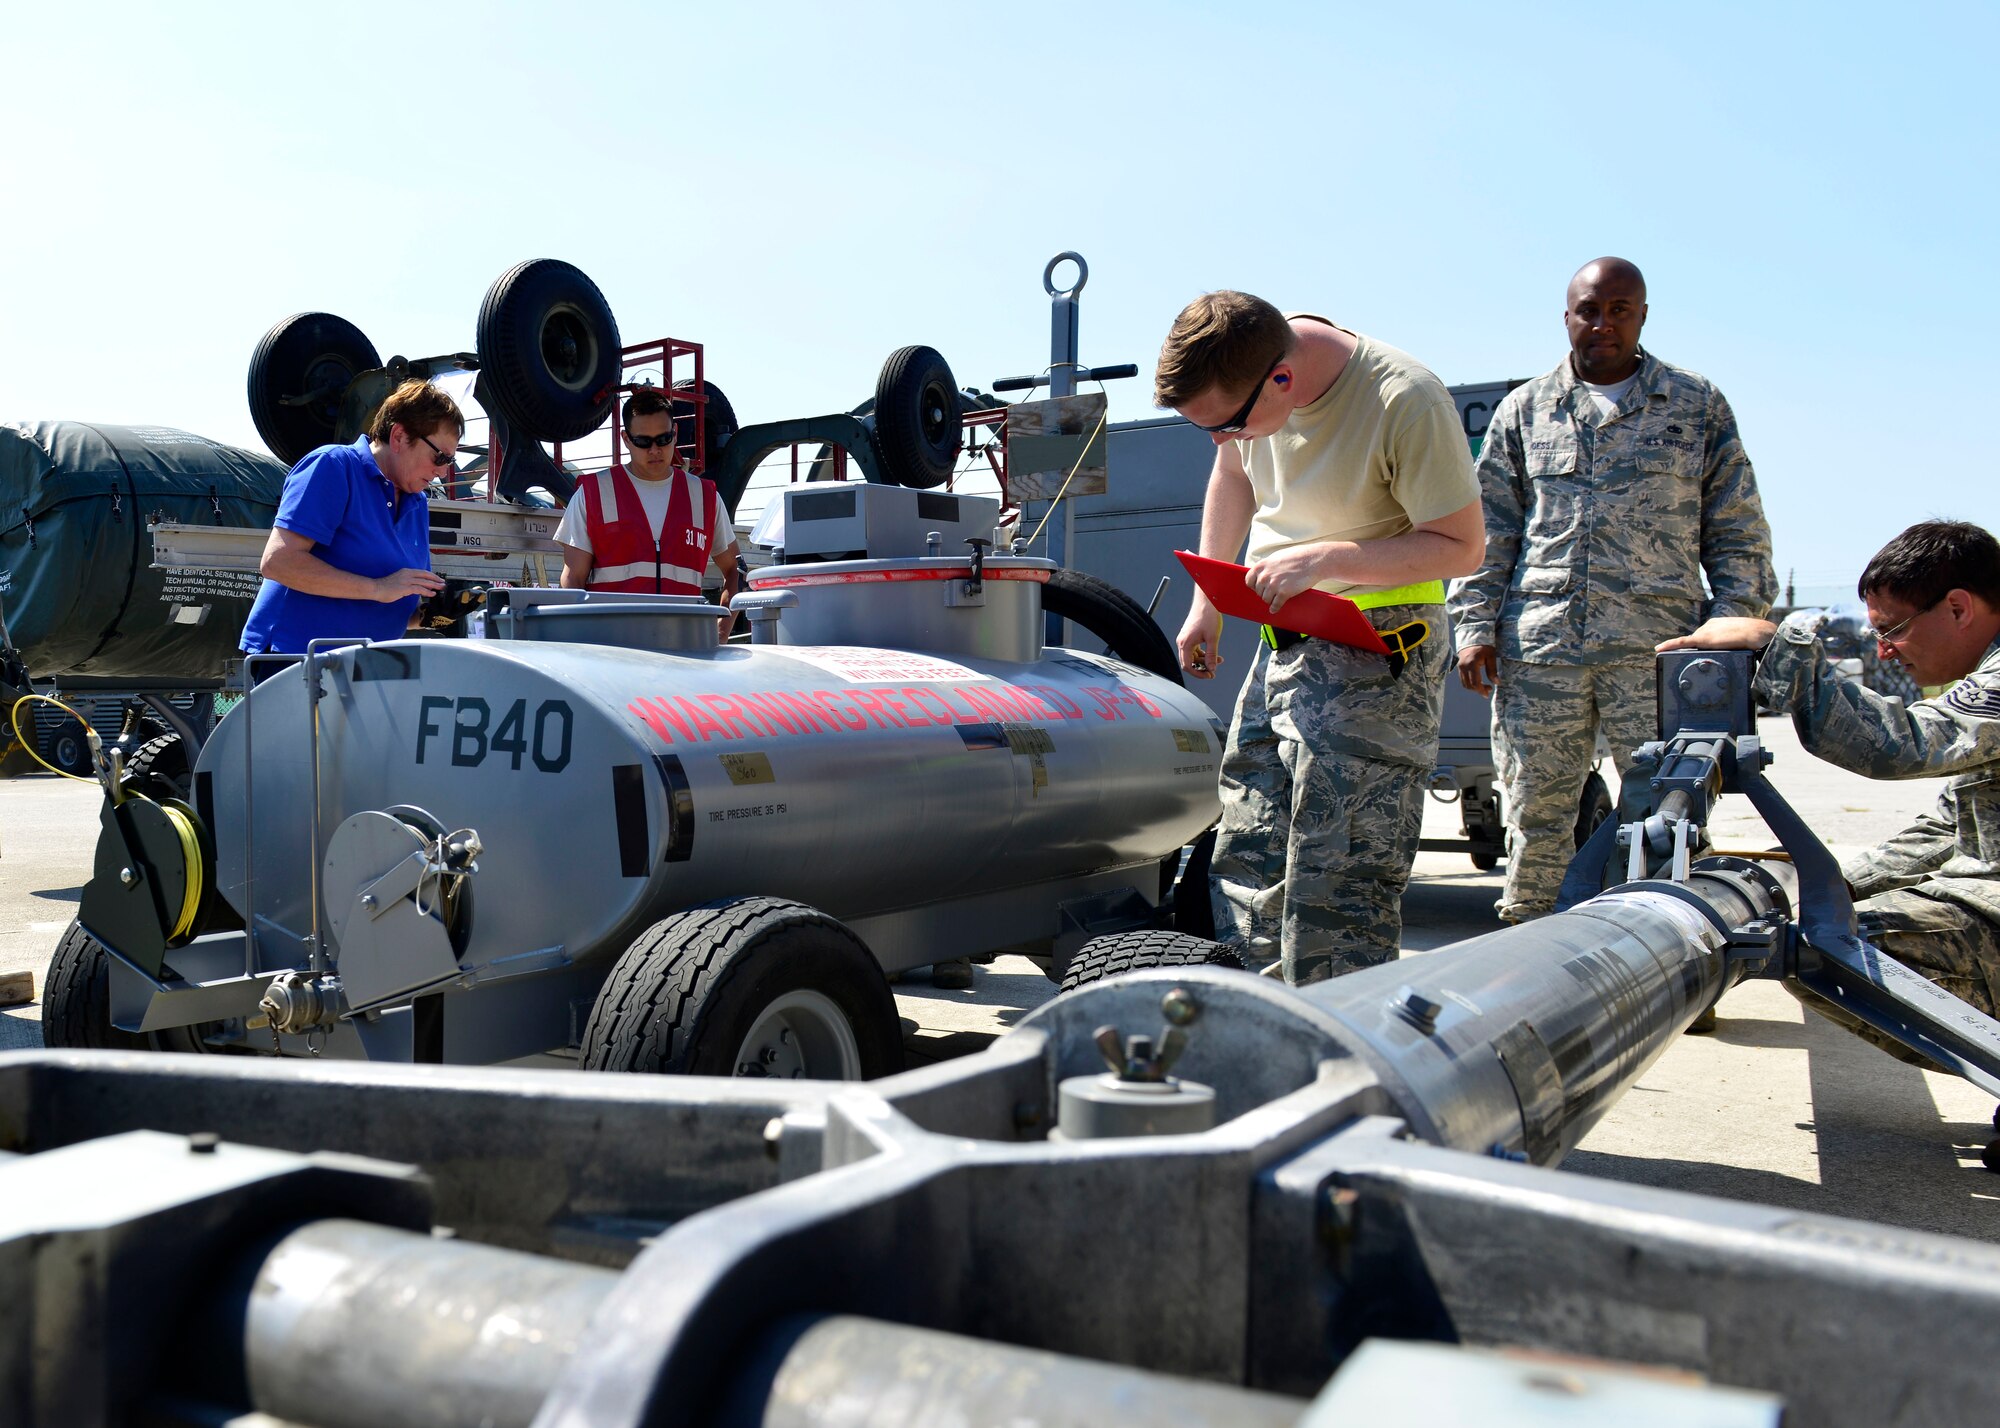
left=4, top=2, right=1992, bottom=601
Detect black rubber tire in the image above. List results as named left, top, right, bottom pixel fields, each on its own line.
left=43, top=920, right=150, bottom=1050
left=247, top=312, right=381, bottom=466
left=1171, top=826, right=1218, bottom=938
left=1470, top=849, right=1500, bottom=872
left=123, top=732, right=191, bottom=802
left=476, top=259, right=623, bottom=443
left=47, top=718, right=92, bottom=777
left=672, top=378, right=739, bottom=472
left=872, top=345, right=961, bottom=488
left=1041, top=568, right=1183, bottom=686
left=1059, top=929, right=1244, bottom=994
left=1575, top=771, right=1614, bottom=850
left=579, top=897, right=904, bottom=1080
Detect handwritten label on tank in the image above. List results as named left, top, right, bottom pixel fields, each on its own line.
left=720, top=752, right=776, bottom=785
left=416, top=696, right=573, bottom=772
left=628, top=679, right=1161, bottom=747
left=1171, top=728, right=1212, bottom=754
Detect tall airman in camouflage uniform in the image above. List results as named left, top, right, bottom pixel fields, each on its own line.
left=1661, top=520, right=2000, bottom=1060
left=1157, top=292, right=1485, bottom=984
left=1448, top=258, right=1775, bottom=921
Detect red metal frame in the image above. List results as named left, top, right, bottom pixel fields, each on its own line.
left=544, top=337, right=709, bottom=496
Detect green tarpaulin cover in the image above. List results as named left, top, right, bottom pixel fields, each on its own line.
left=0, top=421, right=285, bottom=680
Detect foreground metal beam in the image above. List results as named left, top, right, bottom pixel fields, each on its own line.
left=1, top=837, right=1991, bottom=1428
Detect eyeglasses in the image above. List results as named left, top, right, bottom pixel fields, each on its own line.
left=411, top=431, right=456, bottom=468
left=1189, top=355, right=1284, bottom=434
left=1860, top=598, right=1940, bottom=648
left=626, top=431, right=678, bottom=451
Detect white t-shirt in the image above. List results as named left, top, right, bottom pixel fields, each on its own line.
left=1581, top=372, right=1640, bottom=421
left=553, top=469, right=733, bottom=572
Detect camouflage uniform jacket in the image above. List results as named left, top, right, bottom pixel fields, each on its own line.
left=1758, top=612, right=2000, bottom=927
left=1447, top=350, right=1775, bottom=664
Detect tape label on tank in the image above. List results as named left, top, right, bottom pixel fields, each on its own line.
left=777, top=646, right=981, bottom=683
left=720, top=752, right=775, bottom=785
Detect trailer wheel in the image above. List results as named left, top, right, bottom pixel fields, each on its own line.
left=671, top=378, right=739, bottom=471
left=872, top=345, right=962, bottom=488
left=476, top=259, right=623, bottom=443
left=248, top=312, right=382, bottom=466
left=43, top=921, right=149, bottom=1050
left=123, top=733, right=191, bottom=802
left=1575, top=771, right=1614, bottom=849
left=1041, top=568, right=1183, bottom=686
left=1059, top=929, right=1244, bottom=994
left=47, top=718, right=93, bottom=777
left=580, top=897, right=903, bottom=1080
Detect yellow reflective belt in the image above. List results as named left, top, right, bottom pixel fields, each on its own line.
left=1349, top=578, right=1446, bottom=611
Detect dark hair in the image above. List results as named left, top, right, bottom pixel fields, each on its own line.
left=1858, top=520, right=2000, bottom=610
left=368, top=380, right=464, bottom=443
left=1153, top=290, right=1295, bottom=410
left=622, top=388, right=673, bottom=429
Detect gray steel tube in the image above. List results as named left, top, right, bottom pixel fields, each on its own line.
left=226, top=1219, right=618, bottom=1428
left=1305, top=858, right=1792, bottom=1164
left=718, top=1314, right=1304, bottom=1428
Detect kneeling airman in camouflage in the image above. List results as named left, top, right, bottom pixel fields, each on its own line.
left=1662, top=520, right=2000, bottom=1059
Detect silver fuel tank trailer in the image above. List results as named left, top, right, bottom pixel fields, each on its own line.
left=70, top=487, right=1220, bottom=1077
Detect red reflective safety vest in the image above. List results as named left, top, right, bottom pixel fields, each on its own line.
left=576, top=465, right=719, bottom=595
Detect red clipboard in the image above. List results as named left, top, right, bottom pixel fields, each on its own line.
left=1175, top=551, right=1390, bottom=654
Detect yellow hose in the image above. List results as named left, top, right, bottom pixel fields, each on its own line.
left=9, top=692, right=202, bottom=939
left=7, top=692, right=102, bottom=783
left=161, top=803, right=204, bottom=941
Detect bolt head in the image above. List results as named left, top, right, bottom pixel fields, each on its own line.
left=119, top=867, right=139, bottom=887
left=188, top=1132, right=220, bottom=1155
left=1160, top=987, right=1199, bottom=1027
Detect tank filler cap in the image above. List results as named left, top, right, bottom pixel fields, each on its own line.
left=1052, top=988, right=1217, bottom=1141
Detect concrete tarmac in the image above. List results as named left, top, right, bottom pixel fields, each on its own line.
left=2, top=715, right=1994, bottom=1245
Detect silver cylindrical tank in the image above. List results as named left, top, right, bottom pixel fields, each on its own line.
left=198, top=572, right=1219, bottom=982
left=1302, top=858, right=1793, bottom=1163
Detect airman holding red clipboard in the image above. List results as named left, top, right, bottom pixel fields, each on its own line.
left=1154, top=292, right=1484, bottom=984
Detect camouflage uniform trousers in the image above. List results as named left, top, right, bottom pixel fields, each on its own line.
left=1210, top=605, right=1449, bottom=985
left=1789, top=888, right=2000, bottom=1068
left=1492, top=657, right=1659, bottom=922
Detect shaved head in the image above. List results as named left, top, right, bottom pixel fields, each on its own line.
left=1569, top=256, right=1647, bottom=302
left=1565, top=257, right=1649, bottom=382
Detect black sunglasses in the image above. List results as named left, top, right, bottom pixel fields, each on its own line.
left=411, top=431, right=456, bottom=468
left=626, top=431, right=679, bottom=450
left=1190, top=355, right=1282, bottom=434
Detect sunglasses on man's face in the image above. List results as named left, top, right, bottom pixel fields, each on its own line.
left=1189, top=355, right=1283, bottom=435
left=627, top=431, right=678, bottom=451
left=412, top=431, right=456, bottom=468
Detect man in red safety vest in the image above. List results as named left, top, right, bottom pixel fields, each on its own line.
left=554, top=388, right=741, bottom=634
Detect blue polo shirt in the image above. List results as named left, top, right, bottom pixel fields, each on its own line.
left=240, top=436, right=432, bottom=654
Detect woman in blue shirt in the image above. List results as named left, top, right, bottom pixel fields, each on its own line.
left=240, top=381, right=462, bottom=654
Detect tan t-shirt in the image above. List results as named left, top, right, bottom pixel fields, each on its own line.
left=1238, top=319, right=1478, bottom=597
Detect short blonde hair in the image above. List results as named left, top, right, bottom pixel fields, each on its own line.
left=1153, top=290, right=1294, bottom=410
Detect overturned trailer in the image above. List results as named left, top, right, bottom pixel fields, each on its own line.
left=7, top=650, right=2000, bottom=1425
